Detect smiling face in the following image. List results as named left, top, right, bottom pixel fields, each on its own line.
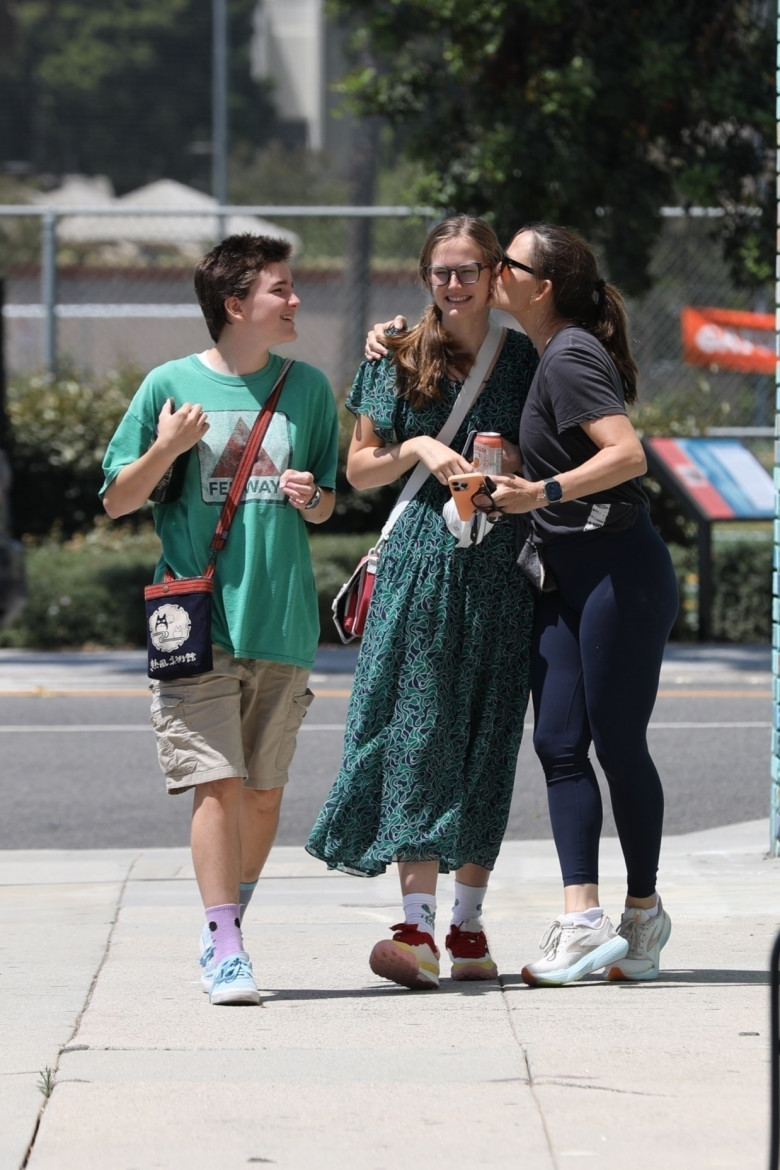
left=425, top=236, right=492, bottom=325
left=231, top=262, right=301, bottom=346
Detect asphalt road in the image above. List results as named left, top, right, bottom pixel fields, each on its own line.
left=0, top=644, right=771, bottom=850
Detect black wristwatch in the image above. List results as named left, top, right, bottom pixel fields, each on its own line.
left=542, top=478, right=563, bottom=504
left=304, top=485, right=322, bottom=510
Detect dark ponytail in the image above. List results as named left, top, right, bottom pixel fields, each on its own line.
left=520, top=223, right=639, bottom=404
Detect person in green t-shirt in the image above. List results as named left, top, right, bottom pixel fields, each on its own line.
left=101, top=234, right=339, bottom=1005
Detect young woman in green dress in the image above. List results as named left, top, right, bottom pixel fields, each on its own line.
left=306, top=216, right=537, bottom=989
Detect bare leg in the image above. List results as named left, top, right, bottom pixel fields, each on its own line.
left=398, top=859, right=440, bottom=896
left=240, top=786, right=284, bottom=884
left=563, top=882, right=601, bottom=913
left=625, top=893, right=657, bottom=910
left=191, top=776, right=244, bottom=908
left=454, top=863, right=491, bottom=888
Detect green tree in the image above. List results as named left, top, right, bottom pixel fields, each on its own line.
left=326, top=0, right=773, bottom=293
left=0, top=0, right=275, bottom=195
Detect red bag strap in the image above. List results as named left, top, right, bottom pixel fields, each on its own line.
left=160, top=359, right=293, bottom=584
left=207, top=358, right=294, bottom=569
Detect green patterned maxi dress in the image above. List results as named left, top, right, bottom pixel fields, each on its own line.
left=306, top=327, right=538, bottom=876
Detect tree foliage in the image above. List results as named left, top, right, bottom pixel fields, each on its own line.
left=0, top=0, right=275, bottom=195
left=326, top=0, right=773, bottom=293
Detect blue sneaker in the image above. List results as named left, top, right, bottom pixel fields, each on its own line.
left=209, top=951, right=260, bottom=1005
left=199, top=923, right=216, bottom=993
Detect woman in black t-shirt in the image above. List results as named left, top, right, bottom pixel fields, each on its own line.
left=490, top=222, right=679, bottom=988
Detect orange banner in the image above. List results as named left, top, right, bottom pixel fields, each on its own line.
left=681, top=306, right=776, bottom=374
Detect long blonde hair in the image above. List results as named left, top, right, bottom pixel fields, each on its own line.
left=386, top=215, right=502, bottom=409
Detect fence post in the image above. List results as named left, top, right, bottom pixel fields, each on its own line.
left=41, top=209, right=58, bottom=374
left=772, top=0, right=780, bottom=858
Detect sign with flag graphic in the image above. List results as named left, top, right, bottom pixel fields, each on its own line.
left=644, top=436, right=774, bottom=520
left=681, top=307, right=776, bottom=374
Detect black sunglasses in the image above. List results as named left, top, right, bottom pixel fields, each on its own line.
left=501, top=255, right=536, bottom=276
left=471, top=476, right=505, bottom=525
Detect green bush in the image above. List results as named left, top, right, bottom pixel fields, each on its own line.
left=710, top=537, right=772, bottom=643
left=667, top=534, right=771, bottom=642
left=6, top=364, right=142, bottom=537
left=0, top=524, right=380, bottom=649
left=0, top=524, right=160, bottom=649
left=0, top=522, right=769, bottom=649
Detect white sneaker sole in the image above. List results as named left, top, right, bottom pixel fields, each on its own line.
left=210, top=982, right=261, bottom=1006
left=369, top=940, right=440, bottom=990
left=522, top=936, right=629, bottom=987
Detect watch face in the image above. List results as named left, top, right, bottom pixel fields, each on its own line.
left=544, top=479, right=563, bottom=503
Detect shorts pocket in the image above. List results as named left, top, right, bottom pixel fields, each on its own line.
left=150, top=692, right=196, bottom=778
left=274, top=687, right=315, bottom=772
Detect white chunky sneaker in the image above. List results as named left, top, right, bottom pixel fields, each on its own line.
left=522, top=914, right=629, bottom=987
left=606, top=899, right=672, bottom=981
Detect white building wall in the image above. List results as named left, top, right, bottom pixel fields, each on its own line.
left=253, top=0, right=326, bottom=151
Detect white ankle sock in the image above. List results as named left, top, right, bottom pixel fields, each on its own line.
left=402, top=894, right=436, bottom=935
left=451, top=881, right=488, bottom=927
left=626, top=897, right=659, bottom=919
left=562, top=907, right=604, bottom=928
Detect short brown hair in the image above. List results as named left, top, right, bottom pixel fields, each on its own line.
left=194, top=233, right=293, bottom=341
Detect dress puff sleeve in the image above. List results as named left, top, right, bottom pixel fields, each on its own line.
left=344, top=358, right=399, bottom=445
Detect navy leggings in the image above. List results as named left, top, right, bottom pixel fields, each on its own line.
left=530, top=509, right=679, bottom=897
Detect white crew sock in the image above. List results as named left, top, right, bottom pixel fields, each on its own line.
left=451, top=880, right=488, bottom=927
left=562, top=907, right=604, bottom=928
left=402, top=893, right=436, bottom=936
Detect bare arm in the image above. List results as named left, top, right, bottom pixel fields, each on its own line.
left=490, top=414, right=646, bottom=514
left=346, top=413, right=473, bottom=491
left=103, top=399, right=209, bottom=519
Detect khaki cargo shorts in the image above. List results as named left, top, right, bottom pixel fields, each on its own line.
left=150, top=645, right=314, bottom=795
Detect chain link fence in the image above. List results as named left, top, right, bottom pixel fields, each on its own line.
left=0, top=204, right=773, bottom=427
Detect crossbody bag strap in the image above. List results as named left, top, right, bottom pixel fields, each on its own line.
left=205, top=358, right=294, bottom=574
left=379, top=322, right=506, bottom=544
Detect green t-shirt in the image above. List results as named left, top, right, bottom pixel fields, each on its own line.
left=101, top=352, right=339, bottom=668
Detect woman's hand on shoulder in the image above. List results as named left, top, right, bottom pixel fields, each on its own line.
left=365, top=315, right=407, bottom=360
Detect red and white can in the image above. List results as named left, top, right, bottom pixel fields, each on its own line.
left=472, top=432, right=503, bottom=475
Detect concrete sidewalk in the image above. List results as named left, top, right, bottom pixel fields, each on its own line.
left=2, top=819, right=778, bottom=1170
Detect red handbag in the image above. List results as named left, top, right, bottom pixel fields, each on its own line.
left=332, top=546, right=379, bottom=643
left=330, top=324, right=508, bottom=645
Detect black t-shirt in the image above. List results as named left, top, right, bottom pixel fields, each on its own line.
left=519, top=326, right=648, bottom=542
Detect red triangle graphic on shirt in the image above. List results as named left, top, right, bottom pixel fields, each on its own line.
left=211, top=417, right=280, bottom=479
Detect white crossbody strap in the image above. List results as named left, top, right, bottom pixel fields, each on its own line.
left=379, top=321, right=506, bottom=542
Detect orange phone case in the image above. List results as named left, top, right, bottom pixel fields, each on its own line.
left=448, top=472, right=485, bottom=521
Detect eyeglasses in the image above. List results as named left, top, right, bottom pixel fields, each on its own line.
left=501, top=255, right=536, bottom=276
left=471, top=476, right=505, bottom=525
left=425, top=262, right=489, bottom=286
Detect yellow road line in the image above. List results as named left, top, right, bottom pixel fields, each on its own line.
left=0, top=686, right=769, bottom=701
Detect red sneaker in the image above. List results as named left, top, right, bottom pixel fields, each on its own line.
left=369, top=922, right=440, bottom=989
left=446, top=921, right=498, bottom=981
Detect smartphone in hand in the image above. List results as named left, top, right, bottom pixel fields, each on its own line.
left=448, top=472, right=488, bottom=521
